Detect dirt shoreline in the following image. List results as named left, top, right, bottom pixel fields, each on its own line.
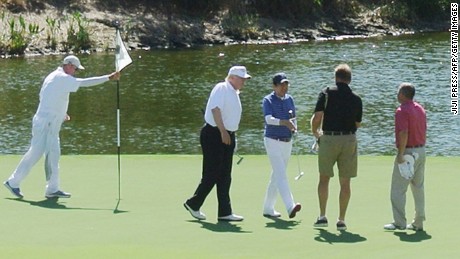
left=0, top=2, right=449, bottom=57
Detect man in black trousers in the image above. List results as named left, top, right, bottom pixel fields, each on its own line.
left=184, top=65, right=251, bottom=221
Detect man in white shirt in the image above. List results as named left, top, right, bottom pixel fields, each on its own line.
left=184, top=65, right=251, bottom=221
left=4, top=55, right=120, bottom=199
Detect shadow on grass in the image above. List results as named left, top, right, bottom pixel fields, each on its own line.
left=264, top=217, right=301, bottom=230
left=7, top=197, right=111, bottom=211
left=191, top=220, right=252, bottom=233
left=393, top=230, right=432, bottom=242
left=314, top=228, right=367, bottom=244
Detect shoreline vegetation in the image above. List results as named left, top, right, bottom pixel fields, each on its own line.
left=0, top=0, right=450, bottom=57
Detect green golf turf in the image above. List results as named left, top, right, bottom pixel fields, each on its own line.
left=0, top=155, right=458, bottom=258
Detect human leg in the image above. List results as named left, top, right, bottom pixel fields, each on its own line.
left=318, top=174, right=330, bottom=217
left=410, top=148, right=426, bottom=228
left=44, top=133, right=62, bottom=195
left=7, top=117, right=48, bottom=188
left=390, top=159, right=410, bottom=227
left=317, top=135, right=337, bottom=218
left=186, top=125, right=221, bottom=211
left=338, top=177, right=351, bottom=221
left=263, top=138, right=295, bottom=214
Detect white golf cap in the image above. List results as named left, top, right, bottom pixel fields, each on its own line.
left=228, top=66, right=251, bottom=79
left=398, top=153, right=419, bottom=180
left=63, top=55, right=85, bottom=70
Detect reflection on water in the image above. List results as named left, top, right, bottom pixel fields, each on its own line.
left=0, top=32, right=457, bottom=156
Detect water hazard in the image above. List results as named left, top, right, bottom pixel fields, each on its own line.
left=0, top=32, right=457, bottom=156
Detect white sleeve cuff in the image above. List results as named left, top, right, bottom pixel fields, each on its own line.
left=265, top=115, right=280, bottom=125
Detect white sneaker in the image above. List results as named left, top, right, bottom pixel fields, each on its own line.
left=218, top=214, right=244, bottom=221
left=183, top=202, right=206, bottom=220
left=384, top=223, right=405, bottom=230
left=263, top=210, right=281, bottom=218
left=45, top=190, right=71, bottom=198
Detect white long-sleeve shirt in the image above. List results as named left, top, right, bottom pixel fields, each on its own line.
left=36, top=67, right=109, bottom=118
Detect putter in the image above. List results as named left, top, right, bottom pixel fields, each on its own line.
left=310, top=139, right=319, bottom=154
left=236, top=153, right=244, bottom=165
left=235, top=138, right=243, bottom=165
left=289, top=110, right=304, bottom=181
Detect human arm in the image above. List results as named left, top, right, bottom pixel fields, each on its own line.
left=264, top=115, right=296, bottom=131
left=310, top=111, right=323, bottom=139
left=397, top=130, right=408, bottom=163
left=77, top=72, right=120, bottom=87
left=212, top=107, right=231, bottom=145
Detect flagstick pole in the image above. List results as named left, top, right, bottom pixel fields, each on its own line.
left=116, top=74, right=121, bottom=202
left=114, top=22, right=122, bottom=211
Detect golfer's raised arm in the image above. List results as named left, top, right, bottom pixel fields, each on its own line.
left=77, top=71, right=120, bottom=87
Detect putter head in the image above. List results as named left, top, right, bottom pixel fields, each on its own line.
left=295, top=172, right=304, bottom=181
left=237, top=156, right=244, bottom=165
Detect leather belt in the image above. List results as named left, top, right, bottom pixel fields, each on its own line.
left=268, top=137, right=291, bottom=142
left=205, top=123, right=235, bottom=134
left=323, top=131, right=355, bottom=136
left=406, top=144, right=424, bottom=148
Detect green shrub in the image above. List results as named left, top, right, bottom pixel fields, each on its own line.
left=45, top=16, right=60, bottom=50
left=8, top=15, right=40, bottom=55
left=65, top=11, right=92, bottom=52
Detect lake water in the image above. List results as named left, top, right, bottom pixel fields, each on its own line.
left=0, top=32, right=458, bottom=156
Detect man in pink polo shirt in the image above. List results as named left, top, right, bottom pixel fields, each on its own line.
left=384, top=83, right=427, bottom=231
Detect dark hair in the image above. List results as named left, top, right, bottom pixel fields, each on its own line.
left=335, top=64, right=352, bottom=83
left=399, top=83, right=415, bottom=99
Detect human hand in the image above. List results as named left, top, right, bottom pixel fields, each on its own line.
left=397, top=153, right=405, bottom=164
left=109, top=71, right=121, bottom=81
left=220, top=131, right=231, bottom=145
left=281, top=119, right=297, bottom=132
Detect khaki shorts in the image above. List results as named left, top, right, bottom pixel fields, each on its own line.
left=318, top=134, right=358, bottom=178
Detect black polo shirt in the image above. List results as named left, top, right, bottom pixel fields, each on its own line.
left=314, top=82, right=362, bottom=132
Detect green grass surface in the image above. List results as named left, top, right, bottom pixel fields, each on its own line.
left=0, top=155, right=458, bottom=258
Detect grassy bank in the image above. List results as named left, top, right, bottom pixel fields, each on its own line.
left=0, top=0, right=449, bottom=55
left=0, top=155, right=458, bottom=258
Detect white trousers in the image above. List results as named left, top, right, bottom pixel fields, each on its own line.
left=263, top=137, right=296, bottom=214
left=8, top=113, right=63, bottom=195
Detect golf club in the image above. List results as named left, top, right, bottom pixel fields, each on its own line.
left=310, top=138, right=319, bottom=154
left=236, top=153, right=244, bottom=165
left=235, top=138, right=244, bottom=165
left=289, top=110, right=304, bottom=181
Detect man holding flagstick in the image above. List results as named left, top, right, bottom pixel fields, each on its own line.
left=4, top=55, right=120, bottom=199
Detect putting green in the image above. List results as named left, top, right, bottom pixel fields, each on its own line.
left=0, top=155, right=458, bottom=258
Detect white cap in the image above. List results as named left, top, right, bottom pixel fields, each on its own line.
left=398, top=153, right=419, bottom=180
left=63, top=55, right=85, bottom=70
left=228, top=66, right=251, bottom=79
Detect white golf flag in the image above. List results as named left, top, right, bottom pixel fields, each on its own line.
left=115, top=30, right=132, bottom=72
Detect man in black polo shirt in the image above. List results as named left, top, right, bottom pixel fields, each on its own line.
left=310, top=64, right=362, bottom=231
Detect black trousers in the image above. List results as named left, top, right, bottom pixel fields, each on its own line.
left=186, top=124, right=235, bottom=217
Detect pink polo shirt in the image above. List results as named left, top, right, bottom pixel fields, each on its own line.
left=395, top=100, right=427, bottom=147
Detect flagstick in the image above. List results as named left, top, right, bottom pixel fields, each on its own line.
left=114, top=24, right=122, bottom=213
left=116, top=77, right=121, bottom=201
left=113, top=21, right=132, bottom=213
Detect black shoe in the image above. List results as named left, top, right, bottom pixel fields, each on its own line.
left=336, top=220, right=347, bottom=231
left=314, top=217, right=328, bottom=227
left=288, top=203, right=301, bottom=218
